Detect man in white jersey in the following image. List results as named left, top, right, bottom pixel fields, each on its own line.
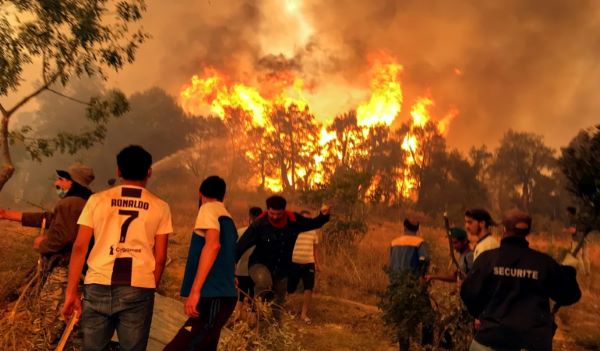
left=287, top=210, right=320, bottom=324
left=62, top=145, right=173, bottom=351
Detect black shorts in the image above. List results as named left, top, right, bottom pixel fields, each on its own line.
left=235, top=275, right=254, bottom=301
left=287, top=263, right=316, bottom=293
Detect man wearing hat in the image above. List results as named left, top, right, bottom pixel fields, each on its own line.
left=461, top=209, right=581, bottom=351
left=426, top=227, right=474, bottom=283
left=465, top=208, right=499, bottom=261
left=0, top=163, right=94, bottom=350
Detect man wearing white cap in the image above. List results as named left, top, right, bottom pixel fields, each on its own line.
left=0, top=162, right=94, bottom=350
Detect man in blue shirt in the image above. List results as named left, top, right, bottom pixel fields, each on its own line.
left=165, top=176, right=237, bottom=351
left=388, top=218, right=433, bottom=351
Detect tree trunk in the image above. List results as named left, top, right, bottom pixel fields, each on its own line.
left=0, top=113, right=15, bottom=191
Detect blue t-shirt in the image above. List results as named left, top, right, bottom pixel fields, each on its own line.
left=180, top=202, right=237, bottom=298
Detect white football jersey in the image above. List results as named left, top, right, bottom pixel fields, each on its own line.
left=78, top=185, right=173, bottom=288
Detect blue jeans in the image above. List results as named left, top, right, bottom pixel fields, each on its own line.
left=81, top=284, right=155, bottom=351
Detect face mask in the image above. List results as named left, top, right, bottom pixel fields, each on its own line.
left=56, top=187, right=68, bottom=198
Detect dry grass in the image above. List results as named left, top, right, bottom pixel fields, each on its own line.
left=0, top=222, right=38, bottom=305
left=316, top=221, right=600, bottom=350
left=316, top=220, right=457, bottom=305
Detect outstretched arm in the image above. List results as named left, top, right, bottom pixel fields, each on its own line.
left=295, top=209, right=331, bottom=233
left=0, top=208, right=24, bottom=222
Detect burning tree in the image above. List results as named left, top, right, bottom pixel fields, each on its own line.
left=261, top=104, right=320, bottom=192
left=178, top=53, right=459, bottom=203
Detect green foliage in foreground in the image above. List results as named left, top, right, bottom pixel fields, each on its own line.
left=378, top=270, right=436, bottom=343
left=379, top=269, right=474, bottom=350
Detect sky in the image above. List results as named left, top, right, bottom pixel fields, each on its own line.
left=6, top=0, right=600, bottom=152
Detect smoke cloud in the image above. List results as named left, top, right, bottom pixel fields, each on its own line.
left=110, top=0, right=600, bottom=151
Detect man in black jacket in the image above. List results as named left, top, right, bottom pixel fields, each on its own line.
left=236, top=195, right=330, bottom=321
left=461, top=209, right=581, bottom=351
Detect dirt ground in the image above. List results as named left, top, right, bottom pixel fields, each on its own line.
left=0, top=220, right=598, bottom=350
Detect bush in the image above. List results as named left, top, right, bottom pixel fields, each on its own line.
left=378, top=270, right=436, bottom=343
left=321, top=217, right=368, bottom=253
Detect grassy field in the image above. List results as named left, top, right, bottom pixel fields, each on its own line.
left=0, top=205, right=598, bottom=350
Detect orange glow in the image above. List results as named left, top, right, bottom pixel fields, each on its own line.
left=356, top=58, right=403, bottom=127
left=178, top=54, right=458, bottom=197
left=179, top=67, right=306, bottom=128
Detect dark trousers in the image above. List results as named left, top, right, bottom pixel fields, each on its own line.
left=164, top=297, right=237, bottom=351
left=249, top=264, right=287, bottom=321
left=235, top=275, right=255, bottom=301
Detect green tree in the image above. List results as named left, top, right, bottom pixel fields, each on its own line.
left=559, top=125, right=600, bottom=231
left=417, top=148, right=489, bottom=218
left=490, top=130, right=556, bottom=212
left=0, top=0, right=148, bottom=190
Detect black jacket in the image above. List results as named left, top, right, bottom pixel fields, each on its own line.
left=235, top=212, right=329, bottom=279
left=461, top=236, right=581, bottom=351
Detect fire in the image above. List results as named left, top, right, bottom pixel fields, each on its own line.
left=178, top=54, right=458, bottom=199
left=356, top=59, right=403, bottom=127
left=179, top=67, right=306, bottom=128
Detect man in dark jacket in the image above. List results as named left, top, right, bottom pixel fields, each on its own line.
left=0, top=163, right=94, bottom=350
left=235, top=195, right=330, bottom=321
left=461, top=209, right=581, bottom=351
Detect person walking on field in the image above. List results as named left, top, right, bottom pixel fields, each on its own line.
left=236, top=195, right=330, bottom=322
left=287, top=210, right=320, bottom=324
left=565, top=206, right=591, bottom=276
left=62, top=145, right=173, bottom=351
left=461, top=209, right=581, bottom=351
left=165, top=175, right=238, bottom=351
left=0, top=163, right=94, bottom=350
left=388, top=218, right=433, bottom=351
left=465, top=208, right=499, bottom=261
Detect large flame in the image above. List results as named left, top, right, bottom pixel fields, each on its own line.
left=180, top=67, right=306, bottom=128
left=356, top=59, right=403, bottom=127
left=179, top=55, right=458, bottom=198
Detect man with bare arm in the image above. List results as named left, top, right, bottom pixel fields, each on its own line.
left=62, top=145, right=173, bottom=351
left=165, top=176, right=238, bottom=351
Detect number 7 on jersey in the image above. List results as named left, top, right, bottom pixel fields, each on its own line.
left=119, top=210, right=139, bottom=243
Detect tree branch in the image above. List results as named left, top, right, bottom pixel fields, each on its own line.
left=0, top=103, right=7, bottom=117
left=6, top=72, right=61, bottom=117
left=47, top=88, right=90, bottom=106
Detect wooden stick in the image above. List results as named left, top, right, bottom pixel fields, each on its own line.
left=55, top=310, right=78, bottom=351
left=7, top=269, right=40, bottom=323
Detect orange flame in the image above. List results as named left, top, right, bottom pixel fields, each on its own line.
left=356, top=59, right=403, bottom=127
left=178, top=55, right=458, bottom=197
left=179, top=67, right=306, bottom=128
